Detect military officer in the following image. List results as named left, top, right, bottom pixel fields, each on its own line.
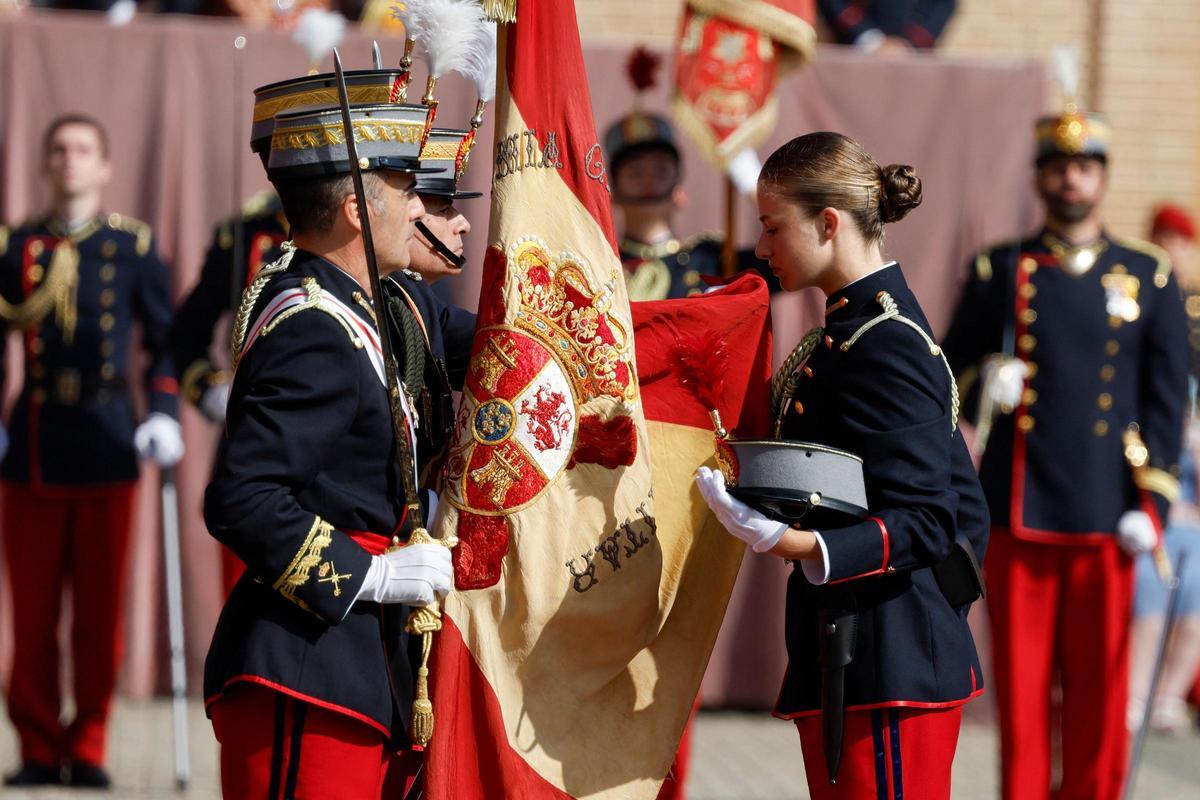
left=818, top=0, right=958, bottom=51
left=202, top=82, right=454, bottom=797
left=168, top=192, right=288, bottom=593
left=942, top=107, right=1189, bottom=798
left=383, top=127, right=480, bottom=487
left=0, top=114, right=183, bottom=789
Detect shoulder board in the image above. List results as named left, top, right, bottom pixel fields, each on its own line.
left=1111, top=235, right=1172, bottom=287
left=0, top=225, right=7, bottom=257
left=974, top=237, right=1023, bottom=281
left=241, top=190, right=278, bottom=219
left=104, top=213, right=152, bottom=256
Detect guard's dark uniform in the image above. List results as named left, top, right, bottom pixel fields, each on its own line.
left=169, top=194, right=287, bottom=593
left=170, top=193, right=287, bottom=416
left=0, top=213, right=177, bottom=770
left=942, top=230, right=1188, bottom=799
left=818, top=0, right=957, bottom=48
left=620, top=234, right=779, bottom=301
left=204, top=248, right=418, bottom=742
left=382, top=270, right=475, bottom=483
left=775, top=263, right=987, bottom=799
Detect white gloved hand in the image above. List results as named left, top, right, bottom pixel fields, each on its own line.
left=0, top=423, right=8, bottom=463
left=695, top=466, right=789, bottom=553
left=134, top=413, right=185, bottom=467
left=1117, top=510, right=1158, bottom=557
left=984, top=356, right=1029, bottom=411
left=200, top=382, right=232, bottom=424
left=355, top=543, right=454, bottom=606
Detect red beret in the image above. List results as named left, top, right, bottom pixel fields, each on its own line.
left=1152, top=204, right=1196, bottom=241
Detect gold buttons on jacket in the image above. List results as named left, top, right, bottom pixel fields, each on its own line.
left=1097, top=393, right=1113, bottom=411
left=100, top=264, right=116, bottom=282
left=1021, top=257, right=1038, bottom=274
left=99, top=313, right=115, bottom=331
left=1020, top=283, right=1038, bottom=300
left=683, top=270, right=700, bottom=287
left=1105, top=340, right=1120, bottom=356
left=28, top=264, right=44, bottom=282
left=99, top=289, right=115, bottom=307
left=1022, top=388, right=1038, bottom=405
left=1018, top=334, right=1037, bottom=354
left=1025, top=362, right=1039, bottom=378
left=1095, top=421, right=1110, bottom=436
left=28, top=240, right=44, bottom=257
left=793, top=401, right=805, bottom=415
left=100, top=340, right=114, bottom=357
left=1018, top=416, right=1036, bottom=433
left=1100, top=365, right=1115, bottom=381
left=1155, top=272, right=1169, bottom=289
left=100, top=363, right=116, bottom=380
left=1020, top=309, right=1038, bottom=324
left=101, top=240, right=117, bottom=258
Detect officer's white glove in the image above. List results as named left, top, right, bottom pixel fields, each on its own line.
left=983, top=356, right=1029, bottom=412
left=134, top=413, right=185, bottom=467
left=355, top=543, right=454, bottom=606
left=200, top=382, right=232, bottom=424
left=695, top=466, right=789, bottom=553
left=0, top=423, right=8, bottom=463
left=1117, top=510, right=1158, bottom=557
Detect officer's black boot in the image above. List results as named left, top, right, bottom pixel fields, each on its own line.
left=3, top=761, right=64, bottom=786
left=67, top=762, right=112, bottom=789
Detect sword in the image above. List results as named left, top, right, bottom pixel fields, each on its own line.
left=160, top=466, right=190, bottom=790
left=1122, top=551, right=1187, bottom=800
left=331, top=48, right=454, bottom=748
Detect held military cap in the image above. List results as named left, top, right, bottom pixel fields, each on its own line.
left=1035, top=110, right=1111, bottom=165
left=722, top=439, right=868, bottom=528
left=251, top=69, right=411, bottom=154
left=267, top=104, right=437, bottom=180
left=415, top=127, right=482, bottom=199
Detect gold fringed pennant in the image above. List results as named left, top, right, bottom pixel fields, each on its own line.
left=480, top=0, right=516, bottom=24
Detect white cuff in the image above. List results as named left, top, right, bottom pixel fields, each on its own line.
left=800, top=530, right=832, bottom=585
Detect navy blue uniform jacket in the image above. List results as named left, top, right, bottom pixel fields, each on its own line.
left=774, top=263, right=988, bottom=717
left=203, top=249, right=417, bottom=741
left=0, top=214, right=178, bottom=486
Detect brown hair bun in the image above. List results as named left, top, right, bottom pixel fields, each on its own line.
left=878, top=164, right=922, bottom=223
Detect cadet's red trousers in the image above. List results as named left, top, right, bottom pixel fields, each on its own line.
left=794, top=706, right=962, bottom=799
left=1, top=481, right=136, bottom=767
left=987, top=530, right=1133, bottom=800
left=212, top=683, right=405, bottom=799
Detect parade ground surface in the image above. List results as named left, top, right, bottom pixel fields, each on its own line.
left=2, top=702, right=1198, bottom=798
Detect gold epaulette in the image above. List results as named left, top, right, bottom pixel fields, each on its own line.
left=0, top=225, right=8, bottom=258
left=683, top=231, right=722, bottom=250
left=241, top=190, right=278, bottom=219
left=231, top=243, right=294, bottom=365
left=974, top=238, right=1022, bottom=282
left=104, top=212, right=152, bottom=256
left=1111, top=235, right=1172, bottom=288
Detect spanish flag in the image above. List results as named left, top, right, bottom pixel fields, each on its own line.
left=426, top=2, right=772, bottom=797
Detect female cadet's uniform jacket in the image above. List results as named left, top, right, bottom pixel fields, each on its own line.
left=774, top=263, right=989, bottom=718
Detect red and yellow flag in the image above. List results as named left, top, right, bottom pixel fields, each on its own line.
left=426, top=2, right=773, bottom=797
left=673, top=0, right=817, bottom=169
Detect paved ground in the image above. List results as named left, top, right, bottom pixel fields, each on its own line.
left=1, top=701, right=1197, bottom=798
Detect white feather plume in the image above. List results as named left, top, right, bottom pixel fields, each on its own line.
left=390, top=2, right=413, bottom=34
left=293, top=9, right=347, bottom=67
left=407, top=0, right=486, bottom=79
left=463, top=21, right=498, bottom=102
left=1048, top=44, right=1080, bottom=101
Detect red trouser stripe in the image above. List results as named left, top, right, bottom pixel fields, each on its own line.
left=2, top=482, right=135, bottom=766
left=795, top=706, right=961, bottom=799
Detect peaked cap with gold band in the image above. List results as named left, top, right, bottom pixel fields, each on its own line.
left=415, top=127, right=481, bottom=199
left=266, top=103, right=437, bottom=180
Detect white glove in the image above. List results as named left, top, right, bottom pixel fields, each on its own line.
left=695, top=466, right=789, bottom=553
left=134, top=413, right=185, bottom=467
left=0, top=423, right=8, bottom=463
left=1117, top=510, right=1158, bottom=557
left=355, top=543, right=454, bottom=606
left=984, top=356, right=1029, bottom=411
left=200, top=382, right=231, bottom=424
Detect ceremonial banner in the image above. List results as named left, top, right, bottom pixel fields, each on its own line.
left=673, top=0, right=817, bottom=168
left=425, top=4, right=773, bottom=796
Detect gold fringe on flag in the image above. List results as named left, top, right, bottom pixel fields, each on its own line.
left=479, top=0, right=516, bottom=24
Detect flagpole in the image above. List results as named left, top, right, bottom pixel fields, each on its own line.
left=722, top=176, right=736, bottom=277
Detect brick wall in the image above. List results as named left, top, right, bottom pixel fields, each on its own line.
left=574, top=0, right=1200, bottom=237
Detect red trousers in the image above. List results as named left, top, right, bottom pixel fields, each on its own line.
left=987, top=530, right=1133, bottom=800
left=794, top=706, right=962, bottom=799
left=1, top=481, right=135, bottom=767
left=211, top=682, right=400, bottom=799
left=656, top=703, right=697, bottom=800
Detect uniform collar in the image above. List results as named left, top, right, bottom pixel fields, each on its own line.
left=824, top=261, right=901, bottom=321
left=45, top=214, right=103, bottom=243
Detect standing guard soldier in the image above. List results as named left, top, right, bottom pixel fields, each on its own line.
left=168, top=191, right=287, bottom=594
left=0, top=114, right=183, bottom=789
left=605, top=47, right=775, bottom=302
left=942, top=101, right=1189, bottom=798
left=202, top=78, right=454, bottom=796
